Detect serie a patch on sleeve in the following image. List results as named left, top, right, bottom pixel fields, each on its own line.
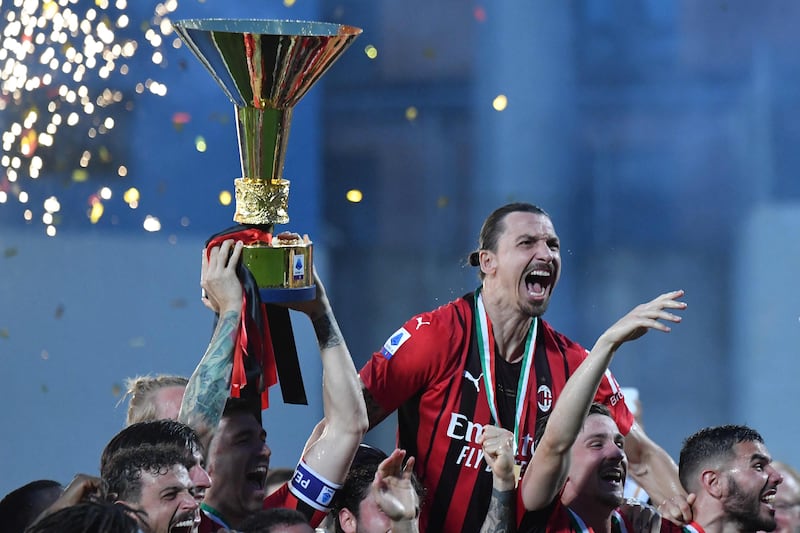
left=289, top=460, right=343, bottom=511
left=379, top=326, right=411, bottom=360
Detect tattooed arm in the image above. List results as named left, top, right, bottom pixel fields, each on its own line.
left=178, top=240, right=243, bottom=451
left=479, top=426, right=516, bottom=533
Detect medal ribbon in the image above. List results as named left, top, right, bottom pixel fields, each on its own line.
left=474, top=288, right=537, bottom=454
left=567, top=508, right=628, bottom=533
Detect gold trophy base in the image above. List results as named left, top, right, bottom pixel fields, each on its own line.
left=241, top=238, right=315, bottom=302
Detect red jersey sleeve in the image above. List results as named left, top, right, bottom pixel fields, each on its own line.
left=360, top=301, right=469, bottom=414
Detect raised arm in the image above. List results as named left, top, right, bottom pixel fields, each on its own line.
left=178, top=239, right=242, bottom=450
left=293, top=271, right=368, bottom=483
left=521, top=290, right=687, bottom=512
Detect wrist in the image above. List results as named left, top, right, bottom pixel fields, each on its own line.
left=493, top=476, right=516, bottom=492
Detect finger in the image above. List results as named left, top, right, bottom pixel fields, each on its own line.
left=227, top=240, right=244, bottom=269
left=403, top=456, right=415, bottom=478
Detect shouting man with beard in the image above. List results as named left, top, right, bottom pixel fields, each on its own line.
left=359, top=202, right=692, bottom=532
left=674, top=425, right=783, bottom=533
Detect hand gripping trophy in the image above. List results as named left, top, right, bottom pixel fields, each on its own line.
left=173, top=19, right=361, bottom=409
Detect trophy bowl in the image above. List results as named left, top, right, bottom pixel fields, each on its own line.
left=173, top=19, right=362, bottom=301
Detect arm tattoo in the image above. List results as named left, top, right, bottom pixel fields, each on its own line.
left=311, top=311, right=343, bottom=350
left=480, top=488, right=516, bottom=533
left=179, top=310, right=237, bottom=432
left=362, top=387, right=389, bottom=429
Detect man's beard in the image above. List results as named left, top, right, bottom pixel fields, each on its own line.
left=724, top=476, right=777, bottom=532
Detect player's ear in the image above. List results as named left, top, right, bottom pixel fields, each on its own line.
left=479, top=249, right=496, bottom=276
left=338, top=508, right=358, bottom=533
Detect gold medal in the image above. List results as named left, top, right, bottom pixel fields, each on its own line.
left=513, top=464, right=522, bottom=487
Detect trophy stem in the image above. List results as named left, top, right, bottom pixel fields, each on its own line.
left=235, top=105, right=294, bottom=185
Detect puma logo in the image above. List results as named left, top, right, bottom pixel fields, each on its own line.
left=415, top=316, right=431, bottom=330
left=463, top=370, right=483, bottom=393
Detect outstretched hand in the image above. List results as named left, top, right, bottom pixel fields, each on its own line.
left=477, top=425, right=516, bottom=491
left=201, top=239, right=243, bottom=315
left=597, top=290, right=687, bottom=352
left=371, top=449, right=419, bottom=522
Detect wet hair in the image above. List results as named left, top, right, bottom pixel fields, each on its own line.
left=24, top=501, right=142, bottom=533
left=679, top=425, right=764, bottom=493
left=222, top=396, right=262, bottom=424
left=100, top=419, right=202, bottom=478
left=237, top=508, right=310, bottom=532
left=330, top=446, right=424, bottom=533
left=0, top=479, right=63, bottom=533
left=123, top=374, right=188, bottom=425
left=467, top=202, right=550, bottom=279
left=103, top=443, right=193, bottom=503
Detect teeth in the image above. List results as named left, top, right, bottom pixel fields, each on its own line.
left=252, top=466, right=267, bottom=476
left=531, top=270, right=550, bottom=277
left=762, top=494, right=776, bottom=503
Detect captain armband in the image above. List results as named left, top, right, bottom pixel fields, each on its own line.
left=288, top=460, right=342, bottom=511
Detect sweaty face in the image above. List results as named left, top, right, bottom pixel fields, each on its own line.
left=204, top=412, right=271, bottom=524
left=128, top=464, right=200, bottom=533
left=152, top=386, right=186, bottom=421
left=483, top=212, right=561, bottom=317
left=721, top=441, right=782, bottom=532
left=563, top=414, right=627, bottom=513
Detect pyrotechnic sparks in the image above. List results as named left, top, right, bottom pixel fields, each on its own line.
left=0, top=0, right=180, bottom=235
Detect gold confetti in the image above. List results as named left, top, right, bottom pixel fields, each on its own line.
left=346, top=189, right=363, bottom=203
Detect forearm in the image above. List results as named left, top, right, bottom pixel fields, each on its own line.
left=626, top=425, right=686, bottom=507
left=178, top=309, right=238, bottom=447
left=301, top=309, right=367, bottom=481
left=314, top=309, right=368, bottom=434
left=542, top=337, right=616, bottom=452
left=480, top=487, right=516, bottom=533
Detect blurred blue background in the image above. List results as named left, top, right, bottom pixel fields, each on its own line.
left=1, top=0, right=798, bottom=496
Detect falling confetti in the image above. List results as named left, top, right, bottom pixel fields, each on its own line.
left=0, top=328, right=9, bottom=339
left=3, top=247, right=18, bottom=258
left=111, top=383, right=122, bottom=397
left=54, top=304, right=65, bottom=319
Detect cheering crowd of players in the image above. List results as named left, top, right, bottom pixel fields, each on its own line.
left=2, top=202, right=798, bottom=533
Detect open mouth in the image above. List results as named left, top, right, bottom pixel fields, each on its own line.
left=761, top=488, right=778, bottom=509
left=169, top=512, right=200, bottom=533
left=245, top=465, right=268, bottom=493
left=599, top=467, right=625, bottom=486
left=524, top=267, right=553, bottom=298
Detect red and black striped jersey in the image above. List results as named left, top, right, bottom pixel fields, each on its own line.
left=360, top=292, right=633, bottom=533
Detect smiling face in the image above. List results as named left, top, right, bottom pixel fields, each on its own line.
left=562, top=413, right=627, bottom=514
left=204, top=412, right=271, bottom=527
left=480, top=211, right=561, bottom=318
left=719, top=441, right=783, bottom=532
left=128, top=464, right=199, bottom=533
